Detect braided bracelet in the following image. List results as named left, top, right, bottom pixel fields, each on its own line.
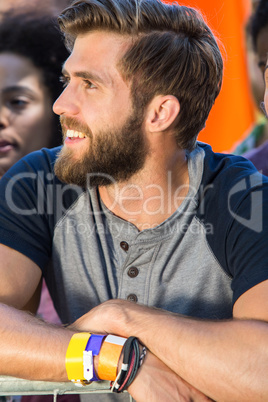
left=119, top=338, right=140, bottom=392
left=111, top=337, right=146, bottom=393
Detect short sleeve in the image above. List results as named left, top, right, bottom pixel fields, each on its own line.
left=0, top=148, right=59, bottom=272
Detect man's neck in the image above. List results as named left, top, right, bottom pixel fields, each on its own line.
left=99, top=149, right=189, bottom=231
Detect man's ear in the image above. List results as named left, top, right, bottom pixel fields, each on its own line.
left=145, top=95, right=180, bottom=132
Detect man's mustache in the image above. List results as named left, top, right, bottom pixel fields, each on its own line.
left=60, top=116, right=92, bottom=138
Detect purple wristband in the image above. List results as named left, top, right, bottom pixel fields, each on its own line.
left=85, top=334, right=106, bottom=381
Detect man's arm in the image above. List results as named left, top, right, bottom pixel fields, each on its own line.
left=0, top=244, right=210, bottom=401
left=73, top=280, right=268, bottom=401
left=0, top=303, right=73, bottom=381
left=0, top=244, right=74, bottom=381
left=127, top=350, right=212, bottom=402
left=0, top=244, right=42, bottom=309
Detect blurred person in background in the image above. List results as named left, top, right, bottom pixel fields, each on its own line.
left=0, top=7, right=69, bottom=333
left=233, top=0, right=268, bottom=175
left=0, top=11, right=68, bottom=179
left=241, top=0, right=268, bottom=175
left=0, top=11, right=68, bottom=321
left=0, top=0, right=71, bottom=18
left=0, top=9, right=80, bottom=402
left=233, top=0, right=268, bottom=159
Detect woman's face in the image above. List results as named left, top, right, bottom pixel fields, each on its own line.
left=0, top=53, right=54, bottom=178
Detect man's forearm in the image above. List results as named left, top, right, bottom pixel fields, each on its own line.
left=115, top=305, right=268, bottom=401
left=0, top=303, right=74, bottom=381
left=129, top=312, right=267, bottom=400
left=73, top=300, right=268, bottom=401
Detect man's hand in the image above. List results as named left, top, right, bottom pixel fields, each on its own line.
left=72, top=300, right=212, bottom=401
left=71, top=299, right=157, bottom=337
left=72, top=297, right=268, bottom=401
left=127, top=350, right=212, bottom=402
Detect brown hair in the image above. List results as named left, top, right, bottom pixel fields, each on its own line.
left=58, top=0, right=223, bottom=150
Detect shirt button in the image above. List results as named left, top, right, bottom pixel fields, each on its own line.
left=120, top=241, right=129, bottom=252
left=127, top=267, right=139, bottom=278
left=127, top=294, right=138, bottom=303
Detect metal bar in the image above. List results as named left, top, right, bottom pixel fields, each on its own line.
left=0, top=377, right=111, bottom=396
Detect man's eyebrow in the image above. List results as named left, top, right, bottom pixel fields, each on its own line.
left=61, top=67, right=112, bottom=86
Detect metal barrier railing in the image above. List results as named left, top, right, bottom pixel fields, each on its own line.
left=0, top=377, right=113, bottom=401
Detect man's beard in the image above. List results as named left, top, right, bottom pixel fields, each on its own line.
left=54, top=105, right=149, bottom=188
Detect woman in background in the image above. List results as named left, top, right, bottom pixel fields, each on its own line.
left=0, top=11, right=69, bottom=323
left=0, top=10, right=80, bottom=402
left=0, top=11, right=68, bottom=178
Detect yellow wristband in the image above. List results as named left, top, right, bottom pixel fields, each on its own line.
left=97, top=335, right=127, bottom=381
left=65, top=332, right=91, bottom=383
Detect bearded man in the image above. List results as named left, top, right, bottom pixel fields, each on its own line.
left=0, top=1, right=267, bottom=401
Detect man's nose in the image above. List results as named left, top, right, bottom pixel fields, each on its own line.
left=53, top=87, right=80, bottom=116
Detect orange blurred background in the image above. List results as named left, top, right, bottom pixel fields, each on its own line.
left=165, top=0, right=255, bottom=152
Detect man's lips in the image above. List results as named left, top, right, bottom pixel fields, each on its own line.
left=64, top=137, right=87, bottom=146
left=0, top=140, right=15, bottom=153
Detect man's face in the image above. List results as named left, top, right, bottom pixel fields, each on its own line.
left=53, top=31, right=149, bottom=187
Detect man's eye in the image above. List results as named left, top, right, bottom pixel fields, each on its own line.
left=59, top=75, right=69, bottom=88
left=83, top=80, right=96, bottom=89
